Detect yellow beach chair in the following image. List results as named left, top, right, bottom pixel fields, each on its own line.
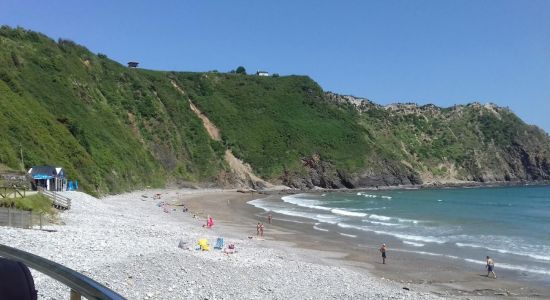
left=198, top=239, right=210, bottom=251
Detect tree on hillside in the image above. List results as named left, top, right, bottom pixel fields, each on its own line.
left=236, top=66, right=246, bottom=74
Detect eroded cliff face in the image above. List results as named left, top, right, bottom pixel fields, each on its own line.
left=280, top=153, right=422, bottom=189
left=291, top=92, right=550, bottom=189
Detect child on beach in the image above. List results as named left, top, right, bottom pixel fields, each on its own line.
left=486, top=256, right=497, bottom=279
left=257, top=223, right=261, bottom=236
left=267, top=213, right=272, bottom=224
left=379, top=244, right=387, bottom=264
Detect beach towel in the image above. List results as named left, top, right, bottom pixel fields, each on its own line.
left=214, top=237, right=224, bottom=250
left=198, top=239, right=210, bottom=251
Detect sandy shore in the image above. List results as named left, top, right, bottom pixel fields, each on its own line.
left=181, top=190, right=550, bottom=299
left=0, top=189, right=441, bottom=299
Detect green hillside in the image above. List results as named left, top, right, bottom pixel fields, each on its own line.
left=0, top=27, right=225, bottom=194
left=1, top=26, right=549, bottom=193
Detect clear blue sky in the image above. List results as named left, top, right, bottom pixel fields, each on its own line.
left=2, top=0, right=550, bottom=132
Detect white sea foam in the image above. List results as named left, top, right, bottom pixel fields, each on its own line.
left=363, top=194, right=378, bottom=198
left=336, top=223, right=365, bottom=231
left=339, top=233, right=358, bottom=238
left=368, top=213, right=420, bottom=224
left=373, top=230, right=447, bottom=244
left=270, top=217, right=310, bottom=224
left=331, top=209, right=367, bottom=217
left=274, top=209, right=319, bottom=220
left=369, top=214, right=391, bottom=221
left=403, top=241, right=425, bottom=247
left=281, top=195, right=331, bottom=211
left=247, top=198, right=271, bottom=211
left=396, top=218, right=420, bottom=224
left=409, top=251, right=442, bottom=257
left=365, top=220, right=400, bottom=226
left=398, top=249, right=462, bottom=260
left=463, top=259, right=550, bottom=276
left=336, top=222, right=446, bottom=244
left=456, top=243, right=550, bottom=262
left=363, top=207, right=386, bottom=211
left=313, top=224, right=329, bottom=232
left=381, top=196, right=392, bottom=199
left=249, top=198, right=345, bottom=225
left=314, top=214, right=340, bottom=224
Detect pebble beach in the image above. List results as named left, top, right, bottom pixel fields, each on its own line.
left=0, top=190, right=439, bottom=299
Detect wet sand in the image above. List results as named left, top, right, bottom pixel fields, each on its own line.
left=178, top=190, right=550, bottom=299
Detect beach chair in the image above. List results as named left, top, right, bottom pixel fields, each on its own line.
left=214, top=237, right=224, bottom=250
left=198, top=239, right=210, bottom=251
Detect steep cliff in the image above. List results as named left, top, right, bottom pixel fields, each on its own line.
left=1, top=27, right=549, bottom=193
left=324, top=93, right=550, bottom=186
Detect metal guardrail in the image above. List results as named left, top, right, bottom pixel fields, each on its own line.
left=0, top=244, right=126, bottom=300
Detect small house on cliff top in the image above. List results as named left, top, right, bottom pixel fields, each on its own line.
left=28, top=166, right=66, bottom=191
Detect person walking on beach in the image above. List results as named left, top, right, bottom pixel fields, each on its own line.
left=256, top=222, right=261, bottom=236
left=267, top=213, right=272, bottom=224
left=260, top=223, right=265, bottom=237
left=379, top=244, right=387, bottom=264
left=486, top=256, right=497, bottom=279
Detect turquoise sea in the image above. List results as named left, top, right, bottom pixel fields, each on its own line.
left=249, top=185, right=550, bottom=283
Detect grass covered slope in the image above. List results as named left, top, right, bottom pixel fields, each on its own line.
left=0, top=27, right=225, bottom=194
left=171, top=73, right=371, bottom=183
left=328, top=94, right=550, bottom=184
left=1, top=26, right=549, bottom=192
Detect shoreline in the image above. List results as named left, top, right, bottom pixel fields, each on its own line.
left=2, top=188, right=548, bottom=299
left=1, top=189, right=437, bottom=299
left=253, top=179, right=550, bottom=196
left=180, top=189, right=550, bottom=299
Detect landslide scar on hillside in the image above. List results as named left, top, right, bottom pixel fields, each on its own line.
left=169, top=80, right=272, bottom=188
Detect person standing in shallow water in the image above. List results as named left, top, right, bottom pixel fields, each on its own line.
left=379, top=244, right=387, bottom=264
left=256, top=222, right=261, bottom=236
left=486, top=256, right=497, bottom=279
left=260, top=223, right=265, bottom=237
left=267, top=213, right=272, bottom=224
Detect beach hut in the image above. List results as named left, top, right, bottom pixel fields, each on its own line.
left=27, top=166, right=66, bottom=191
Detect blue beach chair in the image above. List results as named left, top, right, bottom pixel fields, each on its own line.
left=214, top=237, right=224, bottom=250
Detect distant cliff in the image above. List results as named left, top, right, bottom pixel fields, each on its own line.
left=314, top=93, right=550, bottom=188
left=1, top=26, right=549, bottom=193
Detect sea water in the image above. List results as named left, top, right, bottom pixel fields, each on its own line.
left=249, top=185, right=550, bottom=283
